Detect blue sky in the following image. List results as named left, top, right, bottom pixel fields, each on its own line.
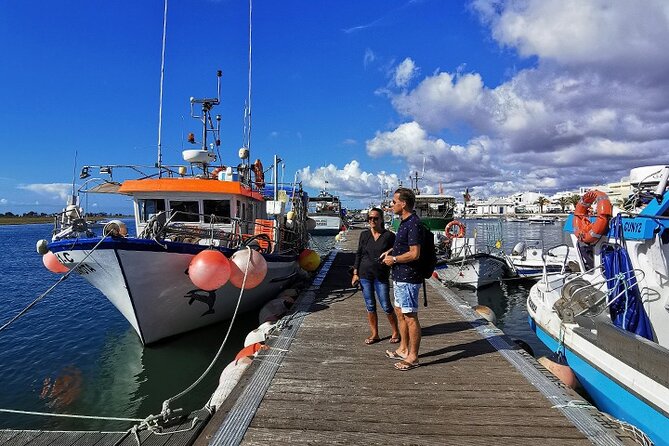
left=1, top=0, right=667, bottom=213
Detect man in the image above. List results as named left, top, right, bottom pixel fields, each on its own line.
left=382, top=187, right=422, bottom=371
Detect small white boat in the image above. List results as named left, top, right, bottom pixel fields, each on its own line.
left=435, top=238, right=508, bottom=289
left=528, top=215, right=557, bottom=224
left=307, top=191, right=343, bottom=236
left=504, top=240, right=579, bottom=280
left=527, top=165, right=669, bottom=446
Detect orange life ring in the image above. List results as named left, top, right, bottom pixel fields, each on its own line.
left=573, top=190, right=612, bottom=244
left=445, top=220, right=466, bottom=239
left=210, top=166, right=224, bottom=179
left=252, top=159, right=265, bottom=189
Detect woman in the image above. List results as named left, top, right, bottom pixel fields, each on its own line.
left=352, top=208, right=400, bottom=345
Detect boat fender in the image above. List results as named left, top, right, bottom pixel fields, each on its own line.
left=188, top=250, right=231, bottom=291
left=258, top=298, right=290, bottom=325
left=298, top=249, right=321, bottom=272
left=244, top=321, right=276, bottom=347
left=235, top=342, right=268, bottom=364
left=473, top=305, right=497, bottom=325
left=36, top=239, right=49, bottom=255
left=511, top=242, right=526, bottom=256
left=277, top=288, right=298, bottom=299
left=445, top=220, right=466, bottom=239
left=538, top=354, right=581, bottom=389
left=43, top=251, right=69, bottom=274
left=573, top=190, right=612, bottom=245
left=208, top=357, right=253, bottom=410
left=228, top=248, right=268, bottom=289
left=103, top=220, right=128, bottom=238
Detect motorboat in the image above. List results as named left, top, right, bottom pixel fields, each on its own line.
left=504, top=240, right=579, bottom=280
left=435, top=236, right=509, bottom=289
left=527, top=165, right=669, bottom=445
left=528, top=215, right=557, bottom=224
left=307, top=190, right=344, bottom=236
left=43, top=73, right=310, bottom=345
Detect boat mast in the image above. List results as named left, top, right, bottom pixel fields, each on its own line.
left=156, top=0, right=168, bottom=177
left=242, top=0, right=253, bottom=167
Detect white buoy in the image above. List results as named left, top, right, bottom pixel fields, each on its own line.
left=474, top=305, right=497, bottom=325
left=36, top=239, right=49, bottom=255
left=244, top=321, right=276, bottom=347
left=208, top=357, right=253, bottom=410
left=258, top=298, right=289, bottom=325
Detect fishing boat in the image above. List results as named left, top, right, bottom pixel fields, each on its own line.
left=527, top=165, right=669, bottom=446
left=307, top=190, right=344, bottom=236
left=42, top=72, right=310, bottom=345
left=504, top=240, right=578, bottom=280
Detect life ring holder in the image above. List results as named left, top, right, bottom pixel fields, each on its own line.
left=573, top=190, right=612, bottom=244
left=445, top=220, right=466, bottom=239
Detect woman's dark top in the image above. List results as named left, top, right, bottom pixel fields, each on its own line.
left=353, top=229, right=396, bottom=282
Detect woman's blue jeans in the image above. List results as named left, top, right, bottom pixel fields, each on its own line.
left=359, top=278, right=393, bottom=314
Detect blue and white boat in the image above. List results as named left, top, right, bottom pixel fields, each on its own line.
left=527, top=165, right=669, bottom=445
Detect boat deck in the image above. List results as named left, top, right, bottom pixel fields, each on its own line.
left=196, top=229, right=635, bottom=446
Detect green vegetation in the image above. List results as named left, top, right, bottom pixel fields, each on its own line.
left=0, top=211, right=128, bottom=225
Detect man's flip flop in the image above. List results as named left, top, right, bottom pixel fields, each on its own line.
left=394, top=360, right=420, bottom=371
left=385, top=350, right=405, bottom=360
left=365, top=337, right=381, bottom=345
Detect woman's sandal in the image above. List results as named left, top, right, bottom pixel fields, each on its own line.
left=364, top=337, right=381, bottom=345
left=389, top=337, right=400, bottom=344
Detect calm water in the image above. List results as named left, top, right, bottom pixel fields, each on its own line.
left=0, top=221, right=566, bottom=431
left=0, top=223, right=259, bottom=431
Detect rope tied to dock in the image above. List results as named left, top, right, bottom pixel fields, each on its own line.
left=0, top=235, right=108, bottom=334
left=113, top=246, right=255, bottom=446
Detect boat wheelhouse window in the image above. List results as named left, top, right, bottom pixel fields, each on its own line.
left=203, top=200, right=231, bottom=223
left=138, top=199, right=166, bottom=223
left=236, top=200, right=241, bottom=218
left=170, top=200, right=200, bottom=222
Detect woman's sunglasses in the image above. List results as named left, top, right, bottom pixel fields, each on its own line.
left=368, top=216, right=380, bottom=221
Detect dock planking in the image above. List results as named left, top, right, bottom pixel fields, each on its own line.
left=199, top=229, right=635, bottom=445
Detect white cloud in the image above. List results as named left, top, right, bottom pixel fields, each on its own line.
left=362, top=1, right=669, bottom=196
left=0, top=198, right=7, bottom=204
left=393, top=57, right=417, bottom=87
left=343, top=138, right=358, bottom=145
left=298, top=160, right=399, bottom=199
left=19, top=183, right=72, bottom=202
left=363, top=48, right=376, bottom=68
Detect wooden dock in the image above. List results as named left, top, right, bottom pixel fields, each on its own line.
left=197, top=229, right=634, bottom=446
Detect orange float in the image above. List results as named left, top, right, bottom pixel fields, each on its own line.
left=298, top=249, right=320, bottom=272
left=42, top=252, right=69, bottom=274
left=445, top=220, right=466, bottom=239
left=229, top=248, right=268, bottom=289
left=573, top=190, right=612, bottom=244
left=188, top=250, right=231, bottom=291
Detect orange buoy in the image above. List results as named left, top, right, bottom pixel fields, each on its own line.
left=229, top=248, right=268, bottom=289
left=234, top=342, right=267, bottom=363
left=188, top=250, right=231, bottom=291
left=573, top=190, right=612, bottom=244
left=298, top=249, right=320, bottom=272
left=42, top=252, right=69, bottom=274
left=445, top=220, right=466, bottom=239
left=538, top=354, right=581, bottom=389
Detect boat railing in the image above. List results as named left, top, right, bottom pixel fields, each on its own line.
left=540, top=243, right=573, bottom=283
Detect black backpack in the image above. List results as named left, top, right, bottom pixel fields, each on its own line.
left=416, top=223, right=437, bottom=306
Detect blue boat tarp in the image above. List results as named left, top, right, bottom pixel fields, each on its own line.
left=601, top=215, right=653, bottom=340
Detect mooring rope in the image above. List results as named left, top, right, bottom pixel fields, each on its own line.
left=0, top=235, right=108, bottom=333
left=0, top=408, right=142, bottom=423
left=112, top=246, right=254, bottom=446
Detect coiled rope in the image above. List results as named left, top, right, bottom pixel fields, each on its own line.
left=0, top=235, right=108, bottom=333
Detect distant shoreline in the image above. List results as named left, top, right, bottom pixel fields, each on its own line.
left=0, top=216, right=132, bottom=226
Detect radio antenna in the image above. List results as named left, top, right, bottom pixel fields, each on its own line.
left=156, top=0, right=168, bottom=177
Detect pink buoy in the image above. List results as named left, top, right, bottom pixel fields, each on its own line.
left=188, top=250, right=231, bottom=291
left=229, top=249, right=268, bottom=289
left=42, top=252, right=69, bottom=274
left=298, top=249, right=320, bottom=272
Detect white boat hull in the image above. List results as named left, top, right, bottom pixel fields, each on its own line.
left=435, top=254, right=507, bottom=289
left=308, top=215, right=342, bottom=235
left=49, top=238, right=298, bottom=344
